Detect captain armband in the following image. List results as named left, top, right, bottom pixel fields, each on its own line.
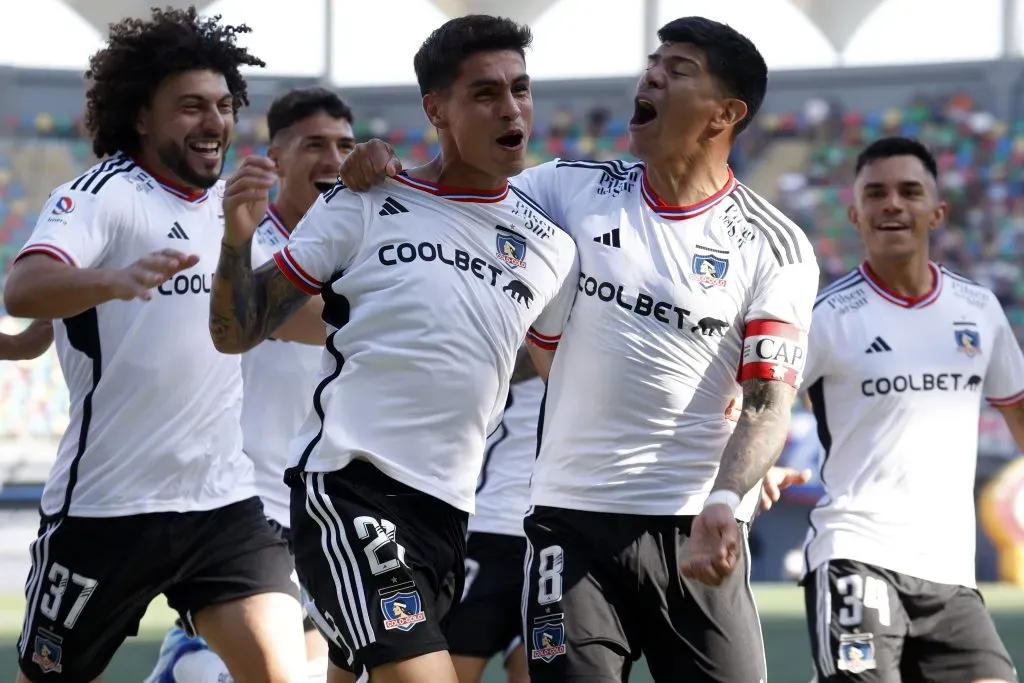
left=738, top=319, right=807, bottom=389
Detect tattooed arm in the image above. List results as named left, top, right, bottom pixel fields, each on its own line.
left=209, top=239, right=310, bottom=354
left=712, top=378, right=798, bottom=497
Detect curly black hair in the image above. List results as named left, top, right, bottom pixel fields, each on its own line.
left=84, top=5, right=266, bottom=159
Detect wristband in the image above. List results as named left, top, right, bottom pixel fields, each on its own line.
left=703, top=490, right=741, bottom=513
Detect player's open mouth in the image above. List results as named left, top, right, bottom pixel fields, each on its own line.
left=188, top=140, right=222, bottom=158
left=313, top=177, right=337, bottom=193
left=496, top=131, right=525, bottom=151
left=630, top=98, right=658, bottom=128
left=876, top=221, right=910, bottom=232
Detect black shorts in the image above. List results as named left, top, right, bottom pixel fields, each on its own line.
left=446, top=532, right=527, bottom=661
left=805, top=559, right=1016, bottom=682
left=289, top=462, right=469, bottom=674
left=523, top=506, right=765, bottom=683
left=17, top=496, right=298, bottom=683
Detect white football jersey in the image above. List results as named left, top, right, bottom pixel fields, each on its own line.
left=274, top=175, right=578, bottom=513
left=15, top=154, right=254, bottom=518
left=240, top=205, right=323, bottom=526
left=801, top=263, right=1024, bottom=587
left=513, top=160, right=819, bottom=521
left=470, top=375, right=544, bottom=537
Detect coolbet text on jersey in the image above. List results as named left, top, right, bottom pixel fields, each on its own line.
left=802, top=262, right=1024, bottom=588
left=512, top=159, right=820, bottom=520
left=15, top=154, right=254, bottom=519
left=274, top=174, right=578, bottom=514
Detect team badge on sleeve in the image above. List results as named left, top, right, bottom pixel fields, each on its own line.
left=380, top=590, right=426, bottom=631
left=739, top=319, right=807, bottom=388
left=690, top=253, right=729, bottom=289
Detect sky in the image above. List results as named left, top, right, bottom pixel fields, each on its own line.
left=0, top=0, right=1013, bottom=84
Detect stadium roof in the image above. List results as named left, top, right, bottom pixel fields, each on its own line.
left=65, top=0, right=886, bottom=53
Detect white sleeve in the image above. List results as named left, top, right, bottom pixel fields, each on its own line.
left=527, top=244, right=579, bottom=351
left=510, top=161, right=568, bottom=228
left=739, top=244, right=820, bottom=389
left=15, top=189, right=115, bottom=269
left=984, top=304, right=1024, bottom=407
left=272, top=186, right=366, bottom=295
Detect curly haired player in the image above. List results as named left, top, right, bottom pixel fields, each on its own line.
left=3, top=7, right=307, bottom=682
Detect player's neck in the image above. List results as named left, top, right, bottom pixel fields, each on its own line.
left=270, top=195, right=304, bottom=232
left=643, top=148, right=731, bottom=207
left=407, top=154, right=508, bottom=193
left=864, top=253, right=934, bottom=298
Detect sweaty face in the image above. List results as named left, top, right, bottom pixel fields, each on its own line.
left=428, top=49, right=532, bottom=181
left=849, top=155, right=946, bottom=262
left=271, top=111, right=355, bottom=211
left=138, top=69, right=234, bottom=190
left=628, top=42, right=741, bottom=162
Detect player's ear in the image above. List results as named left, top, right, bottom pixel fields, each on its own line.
left=266, top=144, right=280, bottom=171
left=715, top=98, right=747, bottom=133
left=930, top=199, right=948, bottom=231
left=422, top=92, right=448, bottom=130
left=847, top=203, right=859, bottom=228
left=135, top=106, right=150, bottom=137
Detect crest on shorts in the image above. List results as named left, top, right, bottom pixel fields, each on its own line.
left=496, top=230, right=528, bottom=269
left=955, top=327, right=981, bottom=357
left=380, top=590, right=426, bottom=631
left=31, top=630, right=64, bottom=674
left=837, top=633, right=876, bottom=674
left=690, top=253, right=729, bottom=289
left=530, top=621, right=566, bottom=663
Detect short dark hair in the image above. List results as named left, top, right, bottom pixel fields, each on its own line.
left=413, top=15, right=532, bottom=96
left=84, top=6, right=265, bottom=159
left=266, top=88, right=355, bottom=140
left=855, top=137, right=939, bottom=179
left=657, top=17, right=767, bottom=136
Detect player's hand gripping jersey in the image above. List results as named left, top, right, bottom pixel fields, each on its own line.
left=802, top=263, right=1024, bottom=587
left=274, top=175, right=578, bottom=513
left=514, top=159, right=819, bottom=520
left=15, top=155, right=254, bottom=518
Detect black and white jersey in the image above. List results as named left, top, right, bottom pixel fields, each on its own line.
left=274, top=175, right=578, bottom=513
left=802, top=263, right=1024, bottom=587
left=15, top=154, right=254, bottom=518
left=513, top=160, right=819, bottom=521
left=470, top=375, right=544, bottom=537
left=240, top=205, right=323, bottom=526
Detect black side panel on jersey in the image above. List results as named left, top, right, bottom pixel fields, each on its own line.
left=45, top=309, right=102, bottom=521
left=476, top=390, right=514, bottom=495
left=802, top=378, right=831, bottom=577
left=286, top=274, right=350, bottom=478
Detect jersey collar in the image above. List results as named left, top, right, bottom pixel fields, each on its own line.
left=394, top=173, right=509, bottom=203
left=265, top=204, right=290, bottom=238
left=641, top=165, right=736, bottom=221
left=128, top=155, right=210, bottom=204
left=859, top=260, right=943, bottom=309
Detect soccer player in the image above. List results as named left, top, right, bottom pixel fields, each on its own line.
left=206, top=15, right=578, bottom=683
left=801, top=137, right=1024, bottom=683
left=446, top=348, right=541, bottom=683
left=145, top=87, right=356, bottom=683
left=338, top=16, right=819, bottom=682
left=2, top=8, right=307, bottom=683
left=0, top=319, right=53, bottom=361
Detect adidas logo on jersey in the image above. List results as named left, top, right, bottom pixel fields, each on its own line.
left=379, top=197, right=409, bottom=217
left=167, top=222, right=189, bottom=240
left=865, top=336, right=892, bottom=354
left=594, top=228, right=620, bottom=248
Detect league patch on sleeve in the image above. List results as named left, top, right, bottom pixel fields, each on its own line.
left=739, top=319, right=807, bottom=388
